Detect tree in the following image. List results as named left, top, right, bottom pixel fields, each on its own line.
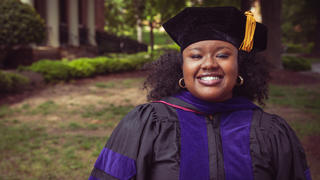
left=260, top=0, right=283, bottom=69
left=0, top=0, right=46, bottom=67
left=126, top=0, right=146, bottom=42
left=104, top=0, right=136, bottom=36
left=306, top=0, right=320, bottom=56
left=188, top=0, right=239, bottom=7
left=282, top=0, right=320, bottom=56
left=126, top=0, right=186, bottom=51
left=149, top=0, right=186, bottom=50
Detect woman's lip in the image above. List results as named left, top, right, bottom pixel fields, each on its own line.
left=197, top=73, right=223, bottom=78
left=197, top=77, right=223, bottom=86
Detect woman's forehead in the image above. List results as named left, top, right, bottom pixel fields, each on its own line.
left=183, top=40, right=237, bottom=52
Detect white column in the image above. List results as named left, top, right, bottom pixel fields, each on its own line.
left=21, top=0, right=34, bottom=6
left=68, top=0, right=80, bottom=46
left=137, top=19, right=143, bottom=43
left=46, top=0, right=60, bottom=47
left=87, top=0, right=97, bottom=46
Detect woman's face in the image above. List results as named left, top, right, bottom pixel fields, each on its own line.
left=182, top=40, right=238, bottom=102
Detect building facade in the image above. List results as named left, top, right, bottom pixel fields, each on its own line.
left=20, top=0, right=105, bottom=48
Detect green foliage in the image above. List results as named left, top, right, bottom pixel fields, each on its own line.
left=282, top=56, right=311, bottom=71
left=0, top=0, right=46, bottom=46
left=282, top=0, right=318, bottom=44
left=123, top=0, right=187, bottom=39
left=104, top=0, right=135, bottom=35
left=19, top=60, right=72, bottom=82
left=129, top=29, right=174, bottom=45
left=285, top=43, right=314, bottom=54
left=67, top=59, right=96, bottom=78
left=0, top=71, right=30, bottom=93
left=155, top=43, right=180, bottom=51
left=20, top=52, right=158, bottom=82
left=189, top=0, right=239, bottom=8
left=148, top=0, right=186, bottom=23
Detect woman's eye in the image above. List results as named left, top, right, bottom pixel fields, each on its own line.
left=191, top=54, right=202, bottom=59
left=216, top=54, right=229, bottom=59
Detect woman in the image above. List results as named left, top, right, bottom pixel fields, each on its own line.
left=89, top=7, right=311, bottom=180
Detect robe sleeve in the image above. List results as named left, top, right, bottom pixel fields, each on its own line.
left=89, top=103, right=159, bottom=180
left=253, top=112, right=312, bottom=180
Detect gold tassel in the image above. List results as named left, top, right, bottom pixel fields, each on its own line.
left=239, top=11, right=256, bottom=52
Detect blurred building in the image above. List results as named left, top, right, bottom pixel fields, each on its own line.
left=4, top=0, right=146, bottom=68
left=20, top=0, right=105, bottom=48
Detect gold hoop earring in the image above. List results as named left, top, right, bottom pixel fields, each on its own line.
left=237, top=75, right=244, bottom=86
left=179, top=78, right=186, bottom=88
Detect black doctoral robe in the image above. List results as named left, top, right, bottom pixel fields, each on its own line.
left=89, top=96, right=311, bottom=180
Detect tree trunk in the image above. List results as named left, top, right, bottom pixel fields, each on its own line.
left=0, top=47, right=8, bottom=68
left=312, top=6, right=320, bottom=56
left=260, top=0, right=283, bottom=69
left=241, top=0, right=252, bottom=11
left=136, top=18, right=143, bottom=43
left=149, top=21, right=154, bottom=52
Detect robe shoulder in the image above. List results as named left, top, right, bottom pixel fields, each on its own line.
left=251, top=110, right=311, bottom=180
left=106, top=102, right=175, bottom=157
left=90, top=102, right=180, bottom=180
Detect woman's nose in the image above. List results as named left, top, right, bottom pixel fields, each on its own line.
left=201, top=56, right=219, bottom=70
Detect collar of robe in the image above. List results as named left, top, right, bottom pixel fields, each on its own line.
left=174, top=90, right=259, bottom=114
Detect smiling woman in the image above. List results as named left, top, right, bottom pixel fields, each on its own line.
left=182, top=40, right=239, bottom=102
left=89, top=7, right=312, bottom=180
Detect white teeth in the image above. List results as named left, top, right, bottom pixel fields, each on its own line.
left=200, top=76, right=220, bottom=81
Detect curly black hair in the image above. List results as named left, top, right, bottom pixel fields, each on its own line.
left=143, top=50, right=270, bottom=105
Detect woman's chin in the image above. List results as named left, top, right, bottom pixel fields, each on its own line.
left=191, top=90, right=232, bottom=103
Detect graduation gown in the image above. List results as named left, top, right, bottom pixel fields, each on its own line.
left=89, top=93, right=311, bottom=180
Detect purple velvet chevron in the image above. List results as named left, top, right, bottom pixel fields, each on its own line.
left=93, top=147, right=136, bottom=180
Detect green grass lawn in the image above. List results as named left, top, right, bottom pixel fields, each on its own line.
left=267, top=84, right=320, bottom=137
left=0, top=77, right=319, bottom=179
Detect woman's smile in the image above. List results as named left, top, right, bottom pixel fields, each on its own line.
left=197, top=72, right=224, bottom=86
left=182, top=40, right=238, bottom=102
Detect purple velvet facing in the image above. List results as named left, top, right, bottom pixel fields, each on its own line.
left=220, top=110, right=254, bottom=180
left=93, top=147, right=136, bottom=180
left=305, top=169, right=312, bottom=180
left=174, top=91, right=257, bottom=180
left=177, top=109, right=210, bottom=180
left=175, top=91, right=258, bottom=114
left=88, top=176, right=99, bottom=180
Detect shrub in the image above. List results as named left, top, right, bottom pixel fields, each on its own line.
left=282, top=56, right=311, bottom=71
left=285, top=43, right=314, bottom=54
left=105, top=52, right=154, bottom=72
left=0, top=0, right=46, bottom=46
left=0, top=0, right=46, bottom=67
left=85, top=57, right=110, bottom=74
left=155, top=44, right=180, bottom=51
left=21, top=51, right=161, bottom=82
left=19, top=60, right=72, bottom=82
left=67, top=59, right=96, bottom=78
left=0, top=71, right=30, bottom=93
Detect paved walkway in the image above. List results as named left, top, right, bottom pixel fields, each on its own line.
left=312, top=63, right=320, bottom=73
